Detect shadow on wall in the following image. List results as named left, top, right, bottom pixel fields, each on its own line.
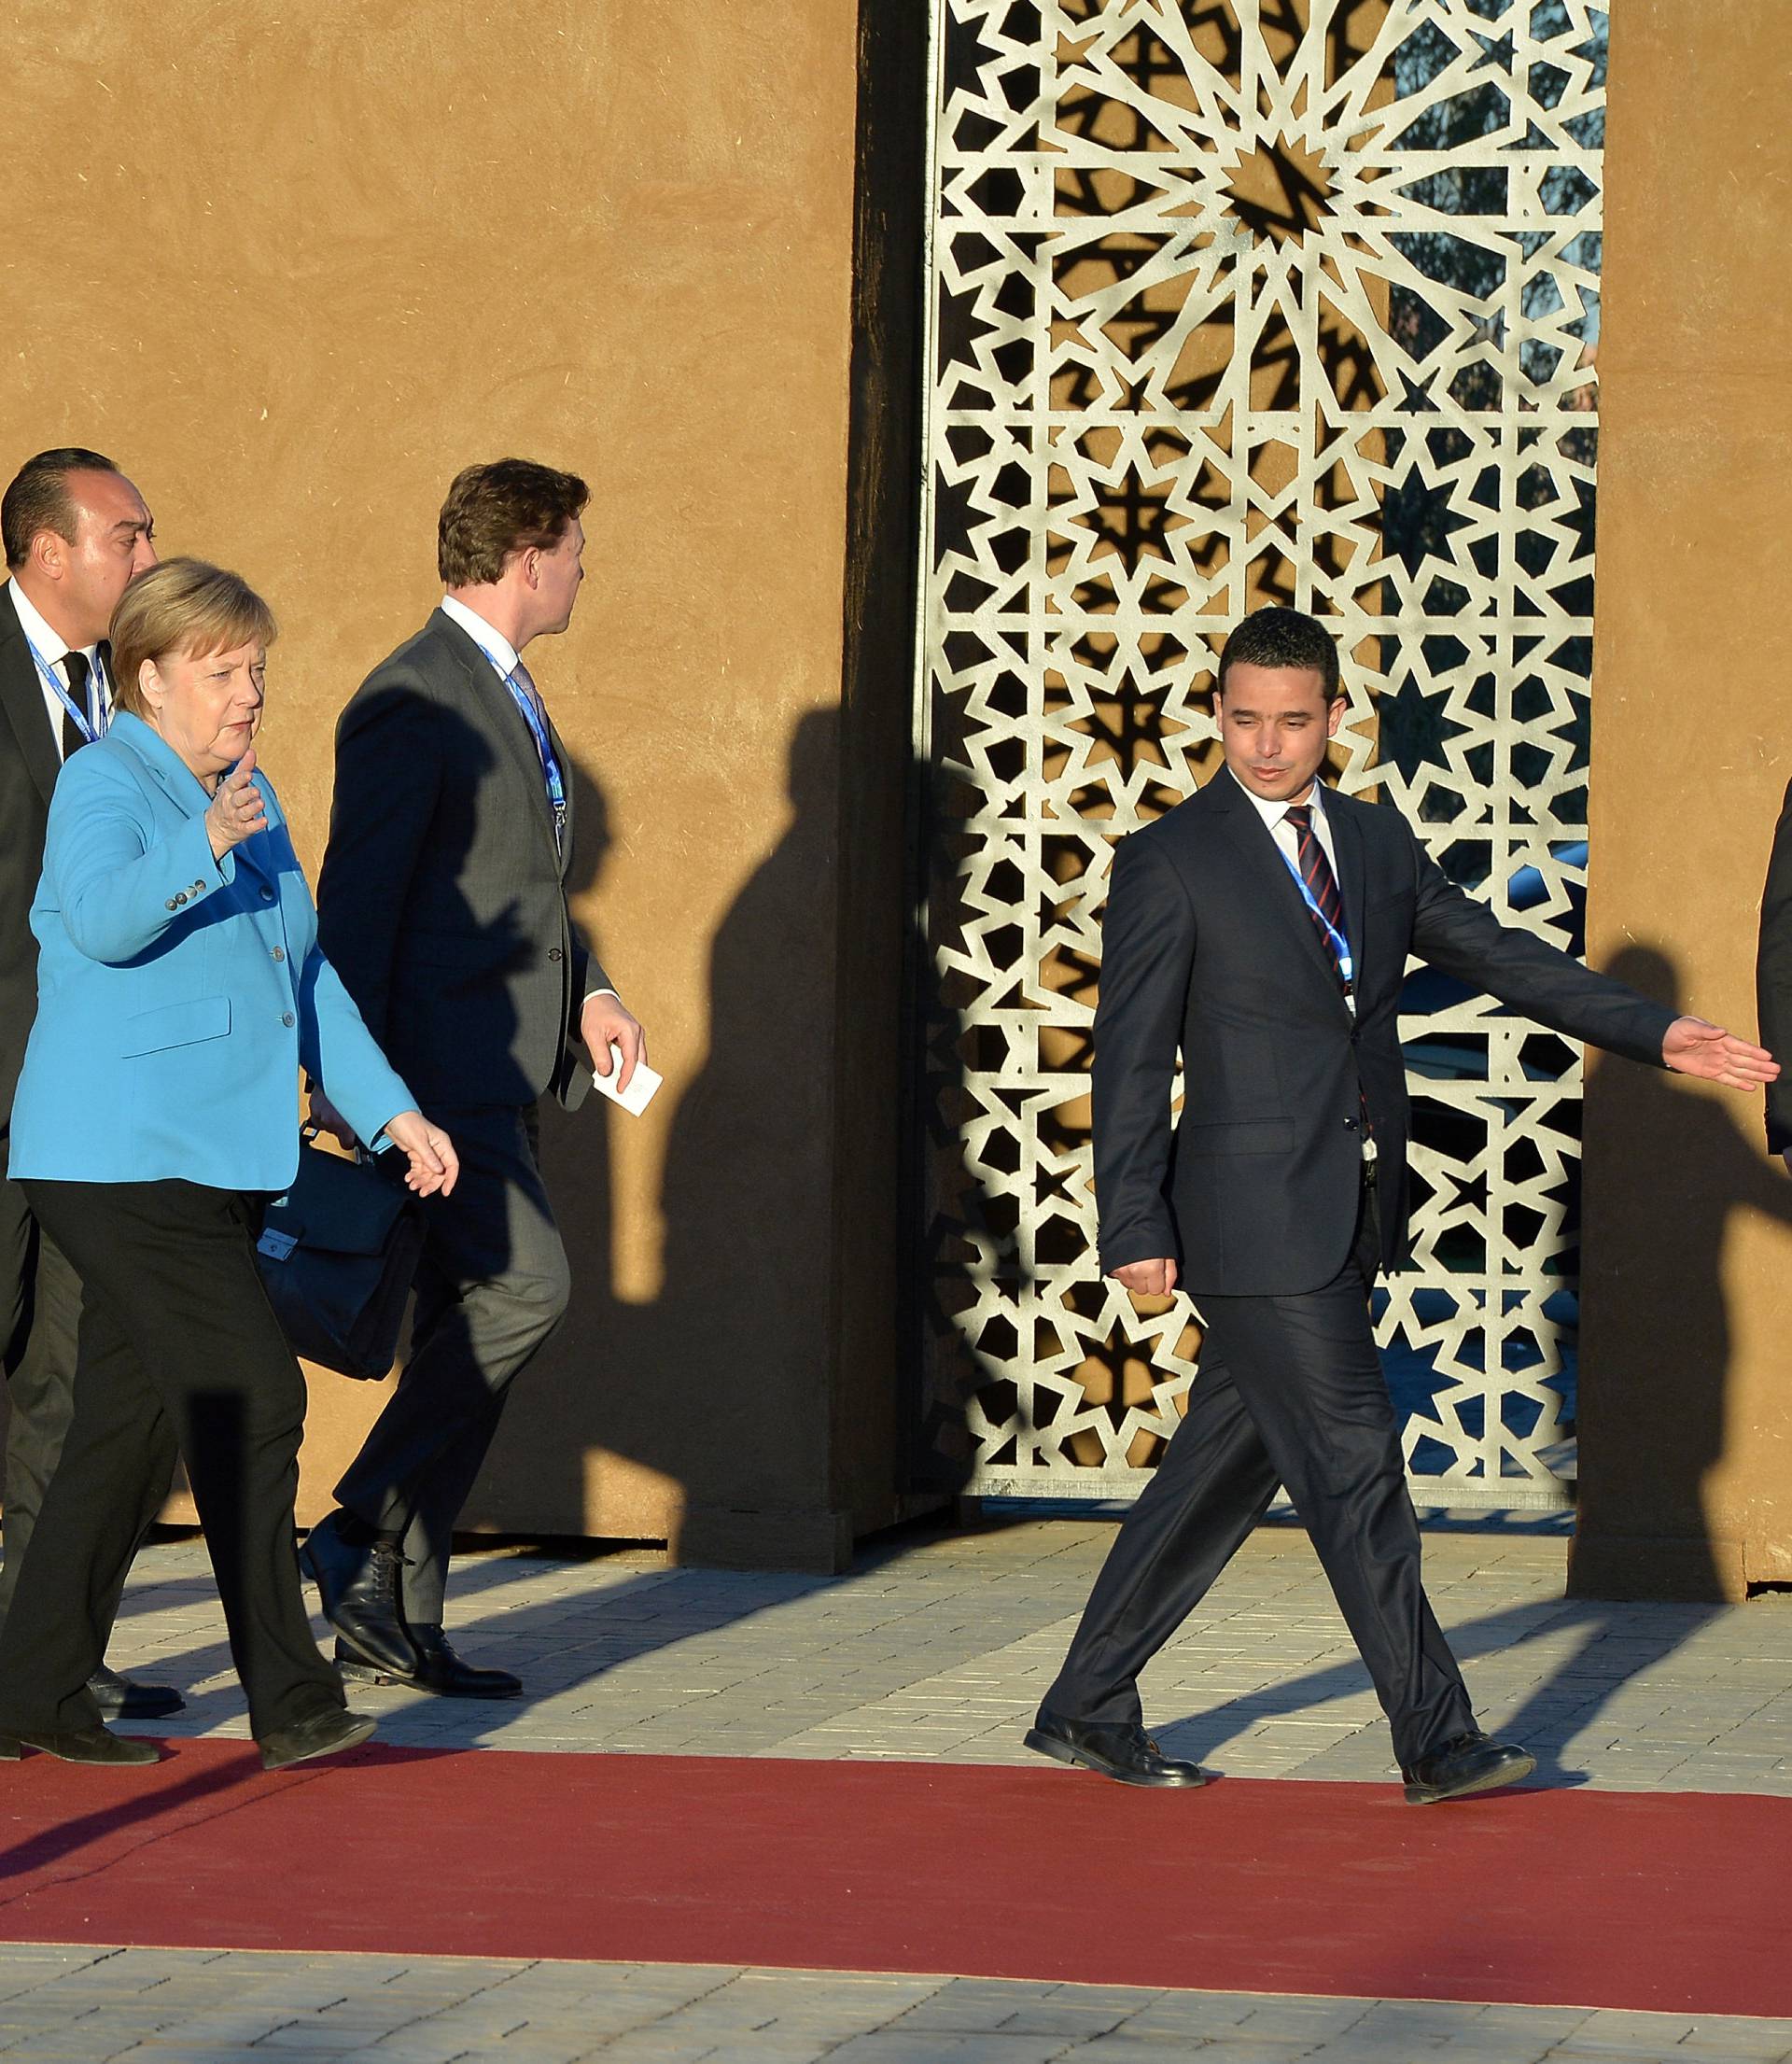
left=1571, top=943, right=1792, bottom=1603
left=466, top=709, right=851, bottom=1558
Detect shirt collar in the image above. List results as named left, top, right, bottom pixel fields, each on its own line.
left=440, top=594, right=520, bottom=677
left=1226, top=764, right=1327, bottom=830
left=7, top=577, right=97, bottom=671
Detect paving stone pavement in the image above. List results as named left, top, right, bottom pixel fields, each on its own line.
left=2, top=1514, right=1787, bottom=2060
left=97, top=1515, right=1792, bottom=1792
left=0, top=1948, right=1785, bottom=2064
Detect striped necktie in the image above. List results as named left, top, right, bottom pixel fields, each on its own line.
left=1284, top=803, right=1349, bottom=987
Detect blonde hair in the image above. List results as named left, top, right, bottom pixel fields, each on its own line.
left=108, top=558, right=277, bottom=720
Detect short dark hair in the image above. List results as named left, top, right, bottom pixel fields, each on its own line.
left=437, top=458, right=589, bottom=587
left=2, top=448, right=121, bottom=570
left=1215, top=605, right=1343, bottom=702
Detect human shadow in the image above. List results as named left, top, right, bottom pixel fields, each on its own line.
left=1151, top=1591, right=1727, bottom=1788
left=1572, top=942, right=1792, bottom=1603
left=488, top=709, right=881, bottom=1567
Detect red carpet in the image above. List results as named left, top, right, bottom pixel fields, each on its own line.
left=0, top=1743, right=1786, bottom=2015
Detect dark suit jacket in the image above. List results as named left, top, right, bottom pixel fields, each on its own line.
left=315, top=610, right=610, bottom=1113
left=1757, top=776, right=1792, bottom=1154
left=1094, top=773, right=1674, bottom=1296
left=0, top=586, right=61, bottom=1126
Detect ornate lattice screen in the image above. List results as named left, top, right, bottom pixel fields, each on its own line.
left=914, top=0, right=1606, bottom=1509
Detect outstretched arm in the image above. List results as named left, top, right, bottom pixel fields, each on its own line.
left=1408, top=842, right=1774, bottom=1091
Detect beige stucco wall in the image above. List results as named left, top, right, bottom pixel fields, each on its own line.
left=1574, top=0, right=1792, bottom=1600
left=2, top=0, right=897, bottom=1558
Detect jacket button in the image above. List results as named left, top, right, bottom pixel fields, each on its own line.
left=259, top=886, right=274, bottom=902
left=164, top=898, right=178, bottom=911
left=548, top=947, right=564, bottom=962
left=281, top=1012, right=295, bottom=1029
left=174, top=893, right=188, bottom=906
left=272, top=946, right=286, bottom=963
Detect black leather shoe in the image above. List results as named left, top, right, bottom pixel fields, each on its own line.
left=1, top=1725, right=161, bottom=1766
left=1024, top=1708, right=1211, bottom=1788
left=88, top=1664, right=185, bottom=1721
left=300, top=1511, right=416, bottom=1678
left=337, top=1625, right=523, bottom=1699
left=1402, top=1730, right=1536, bottom=1804
left=259, top=1706, right=377, bottom=1772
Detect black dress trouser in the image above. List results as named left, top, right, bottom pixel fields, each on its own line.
left=0, top=1178, right=344, bottom=1738
left=1043, top=1176, right=1476, bottom=1770
left=0, top=1161, right=83, bottom=1631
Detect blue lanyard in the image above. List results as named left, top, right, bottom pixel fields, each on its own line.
left=1274, top=832, right=1354, bottom=991
left=474, top=648, right=567, bottom=853
left=25, top=637, right=105, bottom=745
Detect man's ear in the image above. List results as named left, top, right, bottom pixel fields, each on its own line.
left=28, top=528, right=65, bottom=584
left=1325, top=693, right=1346, bottom=738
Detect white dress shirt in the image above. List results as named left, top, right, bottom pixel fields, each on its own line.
left=1229, top=766, right=1365, bottom=1055
left=7, top=579, right=110, bottom=763
left=1228, top=764, right=1341, bottom=881
left=439, top=592, right=519, bottom=678
left=437, top=593, right=618, bottom=1007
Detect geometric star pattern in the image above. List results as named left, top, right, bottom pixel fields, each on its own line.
left=915, top=0, right=1607, bottom=1509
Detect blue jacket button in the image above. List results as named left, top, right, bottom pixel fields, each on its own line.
left=164, top=898, right=178, bottom=911
left=272, top=946, right=286, bottom=963
left=259, top=886, right=274, bottom=902
left=281, top=1012, right=295, bottom=1029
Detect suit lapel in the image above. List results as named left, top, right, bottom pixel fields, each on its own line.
left=0, top=585, right=63, bottom=807
left=546, top=712, right=574, bottom=881
left=105, top=712, right=217, bottom=824
left=1208, top=774, right=1349, bottom=1001
left=430, top=612, right=561, bottom=861
left=1327, top=789, right=1368, bottom=980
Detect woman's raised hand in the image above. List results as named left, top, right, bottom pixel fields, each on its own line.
left=204, top=748, right=269, bottom=859
left=385, top=1110, right=459, bottom=1197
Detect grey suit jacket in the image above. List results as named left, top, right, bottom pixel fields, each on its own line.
left=315, top=610, right=611, bottom=1112
left=1094, top=775, right=1674, bottom=1297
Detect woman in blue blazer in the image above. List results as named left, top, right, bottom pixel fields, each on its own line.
left=0, top=558, right=457, bottom=1774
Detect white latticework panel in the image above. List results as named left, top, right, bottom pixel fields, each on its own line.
left=914, top=0, right=1606, bottom=1509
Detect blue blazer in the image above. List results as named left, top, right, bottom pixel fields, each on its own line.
left=7, top=712, right=414, bottom=1190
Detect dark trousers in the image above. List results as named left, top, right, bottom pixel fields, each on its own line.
left=1044, top=1177, right=1475, bottom=1769
left=334, top=1102, right=570, bottom=1625
left=0, top=1162, right=83, bottom=1630
left=0, top=1179, right=343, bottom=1737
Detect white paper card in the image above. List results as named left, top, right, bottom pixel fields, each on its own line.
left=589, top=1044, right=663, bottom=1116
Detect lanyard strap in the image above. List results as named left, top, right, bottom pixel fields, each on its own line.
left=1274, top=835, right=1354, bottom=991
left=473, top=648, right=567, bottom=853
left=25, top=637, right=105, bottom=745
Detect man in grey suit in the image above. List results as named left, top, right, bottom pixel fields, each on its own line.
left=308, top=458, right=645, bottom=1697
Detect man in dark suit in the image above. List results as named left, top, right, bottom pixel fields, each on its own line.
left=1029, top=606, right=1776, bottom=1803
left=0, top=448, right=180, bottom=1722
left=308, top=458, right=644, bottom=1698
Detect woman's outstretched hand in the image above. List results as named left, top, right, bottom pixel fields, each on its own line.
left=385, top=1110, right=458, bottom=1197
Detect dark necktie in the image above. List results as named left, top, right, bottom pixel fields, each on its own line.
left=1287, top=800, right=1374, bottom=1154
left=1283, top=802, right=1349, bottom=986
left=59, top=649, right=92, bottom=761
